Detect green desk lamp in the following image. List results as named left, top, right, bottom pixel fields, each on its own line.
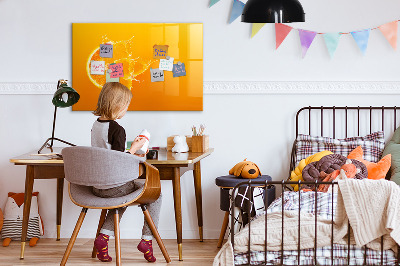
left=38, top=79, right=80, bottom=154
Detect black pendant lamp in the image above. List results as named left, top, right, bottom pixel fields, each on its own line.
left=242, top=0, right=305, bottom=23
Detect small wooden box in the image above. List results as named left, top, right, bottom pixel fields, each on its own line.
left=167, top=135, right=192, bottom=151
left=191, top=135, right=209, bottom=153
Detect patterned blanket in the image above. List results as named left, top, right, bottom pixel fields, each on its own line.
left=214, top=190, right=397, bottom=266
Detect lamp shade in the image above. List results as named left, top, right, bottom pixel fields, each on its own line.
left=52, top=84, right=80, bottom=108
left=241, top=0, right=305, bottom=23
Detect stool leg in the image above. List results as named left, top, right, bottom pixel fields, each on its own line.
left=217, top=211, right=230, bottom=248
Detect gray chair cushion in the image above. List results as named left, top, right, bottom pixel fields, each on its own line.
left=62, top=146, right=145, bottom=188
left=69, top=180, right=145, bottom=208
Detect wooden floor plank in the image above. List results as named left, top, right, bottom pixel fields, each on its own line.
left=0, top=239, right=222, bottom=265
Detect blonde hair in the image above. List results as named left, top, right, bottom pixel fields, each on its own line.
left=93, top=82, right=132, bottom=120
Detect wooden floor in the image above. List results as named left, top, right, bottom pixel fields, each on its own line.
left=0, top=239, right=221, bottom=265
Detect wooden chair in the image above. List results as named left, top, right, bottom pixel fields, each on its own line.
left=60, top=146, right=171, bottom=265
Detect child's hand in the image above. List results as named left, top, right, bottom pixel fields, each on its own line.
left=129, top=137, right=147, bottom=155
left=134, top=148, right=149, bottom=157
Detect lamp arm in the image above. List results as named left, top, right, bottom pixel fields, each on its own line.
left=38, top=138, right=76, bottom=154
left=50, top=105, right=58, bottom=148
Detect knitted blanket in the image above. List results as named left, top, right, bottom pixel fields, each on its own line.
left=335, top=178, right=399, bottom=251
left=214, top=179, right=400, bottom=266
left=213, top=211, right=341, bottom=266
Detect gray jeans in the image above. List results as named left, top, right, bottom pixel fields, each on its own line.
left=92, top=180, right=162, bottom=240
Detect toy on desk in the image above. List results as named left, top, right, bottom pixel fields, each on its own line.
left=229, top=159, right=261, bottom=179
left=135, top=129, right=150, bottom=155
left=1, top=192, right=44, bottom=247
left=172, top=135, right=189, bottom=153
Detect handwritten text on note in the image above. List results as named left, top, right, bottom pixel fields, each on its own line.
left=90, top=61, right=105, bottom=75
left=159, top=57, right=174, bottom=71
left=150, top=68, right=164, bottom=82
left=172, top=63, right=186, bottom=77
left=100, top=44, right=113, bottom=58
left=153, top=45, right=169, bottom=59
left=109, top=63, right=124, bottom=78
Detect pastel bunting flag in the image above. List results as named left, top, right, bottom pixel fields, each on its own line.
left=298, top=29, right=317, bottom=58
left=378, top=21, right=398, bottom=50
left=275, top=23, right=293, bottom=49
left=209, top=0, right=220, bottom=7
left=251, top=23, right=266, bottom=38
left=229, top=0, right=245, bottom=24
left=351, top=29, right=370, bottom=55
left=323, top=33, right=341, bottom=58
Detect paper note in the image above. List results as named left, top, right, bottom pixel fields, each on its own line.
left=106, top=71, right=119, bottom=82
left=100, top=44, right=113, bottom=58
left=109, top=63, right=124, bottom=78
left=150, top=68, right=164, bottom=82
left=172, top=62, right=186, bottom=77
left=153, top=45, right=169, bottom=59
left=90, top=61, right=105, bottom=75
left=159, top=57, right=174, bottom=71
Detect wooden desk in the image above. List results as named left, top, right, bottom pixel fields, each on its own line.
left=9, top=148, right=64, bottom=260
left=10, top=147, right=213, bottom=261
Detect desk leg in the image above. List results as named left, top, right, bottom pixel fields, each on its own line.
left=193, top=161, right=203, bottom=242
left=172, top=167, right=183, bottom=261
left=20, top=165, right=34, bottom=259
left=56, top=178, right=64, bottom=241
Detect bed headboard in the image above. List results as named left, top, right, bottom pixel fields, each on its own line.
left=290, top=106, right=400, bottom=178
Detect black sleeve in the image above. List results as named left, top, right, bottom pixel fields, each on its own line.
left=108, top=121, right=126, bottom=152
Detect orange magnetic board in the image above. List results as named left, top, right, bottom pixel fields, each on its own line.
left=72, top=23, right=203, bottom=111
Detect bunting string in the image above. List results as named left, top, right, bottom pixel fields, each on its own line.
left=209, top=0, right=399, bottom=58
left=284, top=20, right=400, bottom=35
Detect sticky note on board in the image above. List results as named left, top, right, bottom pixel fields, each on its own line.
left=150, top=68, right=164, bottom=82
left=100, top=44, right=113, bottom=58
left=109, top=63, right=124, bottom=78
left=172, top=62, right=186, bottom=77
left=159, top=57, right=174, bottom=71
left=153, top=45, right=169, bottom=59
left=106, top=71, right=119, bottom=82
left=90, top=61, right=105, bottom=75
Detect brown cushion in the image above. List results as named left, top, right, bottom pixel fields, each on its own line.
left=302, top=154, right=368, bottom=189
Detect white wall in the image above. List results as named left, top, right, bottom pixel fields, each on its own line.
left=1, top=0, right=400, bottom=240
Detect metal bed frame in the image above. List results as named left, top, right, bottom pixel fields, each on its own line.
left=230, top=106, right=400, bottom=266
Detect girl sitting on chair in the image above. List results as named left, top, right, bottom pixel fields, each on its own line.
left=91, top=82, right=162, bottom=263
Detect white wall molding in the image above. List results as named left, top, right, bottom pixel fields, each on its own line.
left=204, top=81, right=400, bottom=94
left=1, top=81, right=400, bottom=95
left=0, top=83, right=56, bottom=94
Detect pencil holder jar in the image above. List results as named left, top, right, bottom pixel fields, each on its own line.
left=191, top=135, right=209, bottom=152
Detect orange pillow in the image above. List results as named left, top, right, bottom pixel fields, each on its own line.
left=347, top=146, right=391, bottom=180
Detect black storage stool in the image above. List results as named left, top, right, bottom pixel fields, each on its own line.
left=215, top=175, right=275, bottom=248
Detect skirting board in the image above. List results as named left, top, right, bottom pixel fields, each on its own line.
left=0, top=81, right=400, bottom=95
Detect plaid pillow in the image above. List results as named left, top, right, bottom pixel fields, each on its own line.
left=295, top=131, right=385, bottom=166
